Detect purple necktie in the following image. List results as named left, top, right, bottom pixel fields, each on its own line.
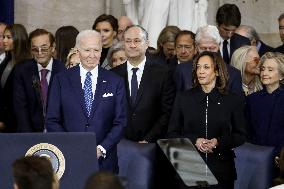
left=40, top=69, right=49, bottom=108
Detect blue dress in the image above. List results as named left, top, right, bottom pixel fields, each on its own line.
left=246, top=85, right=284, bottom=156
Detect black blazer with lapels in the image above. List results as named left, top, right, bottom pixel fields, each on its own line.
left=111, top=58, right=176, bottom=142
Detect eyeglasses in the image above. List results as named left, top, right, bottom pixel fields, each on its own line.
left=31, top=46, right=51, bottom=54
left=197, top=46, right=219, bottom=52
left=246, top=57, right=260, bottom=65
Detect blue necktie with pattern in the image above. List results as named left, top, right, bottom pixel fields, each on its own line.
left=84, top=71, right=93, bottom=117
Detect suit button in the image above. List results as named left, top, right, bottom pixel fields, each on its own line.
left=132, top=113, right=136, bottom=116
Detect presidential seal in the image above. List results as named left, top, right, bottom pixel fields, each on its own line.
left=25, top=143, right=65, bottom=179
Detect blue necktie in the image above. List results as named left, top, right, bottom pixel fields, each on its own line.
left=131, top=68, right=139, bottom=105
left=223, top=40, right=230, bottom=64
left=84, top=72, right=93, bottom=117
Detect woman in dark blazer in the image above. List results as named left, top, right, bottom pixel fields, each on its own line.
left=168, top=51, right=247, bottom=189
left=0, top=24, right=30, bottom=132
left=246, top=52, right=284, bottom=160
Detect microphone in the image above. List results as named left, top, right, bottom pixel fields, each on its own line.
left=32, top=75, right=46, bottom=132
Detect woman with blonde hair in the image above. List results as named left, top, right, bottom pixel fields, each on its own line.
left=65, top=48, right=80, bottom=69
left=230, top=45, right=262, bottom=95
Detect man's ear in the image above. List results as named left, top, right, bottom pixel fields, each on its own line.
left=13, top=183, right=19, bottom=189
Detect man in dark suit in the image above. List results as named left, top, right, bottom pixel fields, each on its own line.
left=235, top=25, right=274, bottom=57
left=112, top=25, right=175, bottom=143
left=13, top=29, right=65, bottom=132
left=216, top=4, right=241, bottom=64
left=167, top=30, right=196, bottom=71
left=275, top=13, right=284, bottom=54
left=175, top=25, right=243, bottom=96
left=46, top=30, right=127, bottom=173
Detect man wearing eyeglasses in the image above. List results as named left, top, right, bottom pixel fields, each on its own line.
left=13, top=29, right=65, bottom=132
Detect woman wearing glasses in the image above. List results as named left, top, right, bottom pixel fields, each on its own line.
left=0, top=24, right=31, bottom=132
left=230, top=45, right=262, bottom=95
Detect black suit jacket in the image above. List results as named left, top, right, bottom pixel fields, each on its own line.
left=274, top=44, right=284, bottom=54
left=13, top=58, right=65, bottom=132
left=168, top=87, right=247, bottom=182
left=258, top=40, right=274, bottom=57
left=111, top=59, right=176, bottom=142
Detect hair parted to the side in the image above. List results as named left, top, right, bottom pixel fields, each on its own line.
left=192, top=51, right=229, bottom=94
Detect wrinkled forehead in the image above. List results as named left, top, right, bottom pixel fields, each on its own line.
left=79, top=35, right=102, bottom=48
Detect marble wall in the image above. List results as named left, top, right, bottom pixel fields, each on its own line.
left=15, top=0, right=105, bottom=34
left=14, top=0, right=283, bottom=47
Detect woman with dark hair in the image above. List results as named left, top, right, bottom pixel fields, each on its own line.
left=168, top=51, right=247, bottom=189
left=0, top=24, right=31, bottom=132
left=92, top=14, right=118, bottom=69
left=55, top=25, right=79, bottom=64
left=246, top=52, right=284, bottom=167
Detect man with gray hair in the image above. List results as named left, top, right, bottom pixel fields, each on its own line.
left=235, top=25, right=274, bottom=57
left=175, top=25, right=243, bottom=96
left=46, top=30, right=127, bottom=173
left=275, top=13, right=284, bottom=53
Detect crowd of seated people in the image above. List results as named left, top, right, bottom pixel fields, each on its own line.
left=0, top=3, right=284, bottom=189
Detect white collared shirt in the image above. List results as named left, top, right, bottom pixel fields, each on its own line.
left=37, top=58, right=53, bottom=84
left=79, top=64, right=98, bottom=99
left=79, top=64, right=105, bottom=157
left=0, top=52, right=6, bottom=65
left=220, top=38, right=231, bottom=57
left=127, top=57, right=146, bottom=96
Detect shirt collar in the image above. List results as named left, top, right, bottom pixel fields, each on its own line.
left=79, top=63, right=98, bottom=77
left=0, top=52, right=6, bottom=62
left=127, top=57, right=146, bottom=72
left=37, top=58, right=53, bottom=72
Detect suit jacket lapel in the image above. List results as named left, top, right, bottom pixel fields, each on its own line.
left=31, top=60, right=42, bottom=106
left=133, top=60, right=151, bottom=108
left=69, top=65, right=89, bottom=117
left=89, top=67, right=108, bottom=119
left=120, top=64, right=131, bottom=106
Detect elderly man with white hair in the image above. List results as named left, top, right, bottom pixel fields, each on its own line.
left=46, top=30, right=127, bottom=173
left=174, top=25, right=243, bottom=96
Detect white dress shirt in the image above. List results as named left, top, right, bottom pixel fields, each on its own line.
left=220, top=38, right=231, bottom=57
left=0, top=52, right=5, bottom=65
left=127, top=57, right=146, bottom=96
left=37, top=58, right=53, bottom=84
left=79, top=64, right=105, bottom=157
